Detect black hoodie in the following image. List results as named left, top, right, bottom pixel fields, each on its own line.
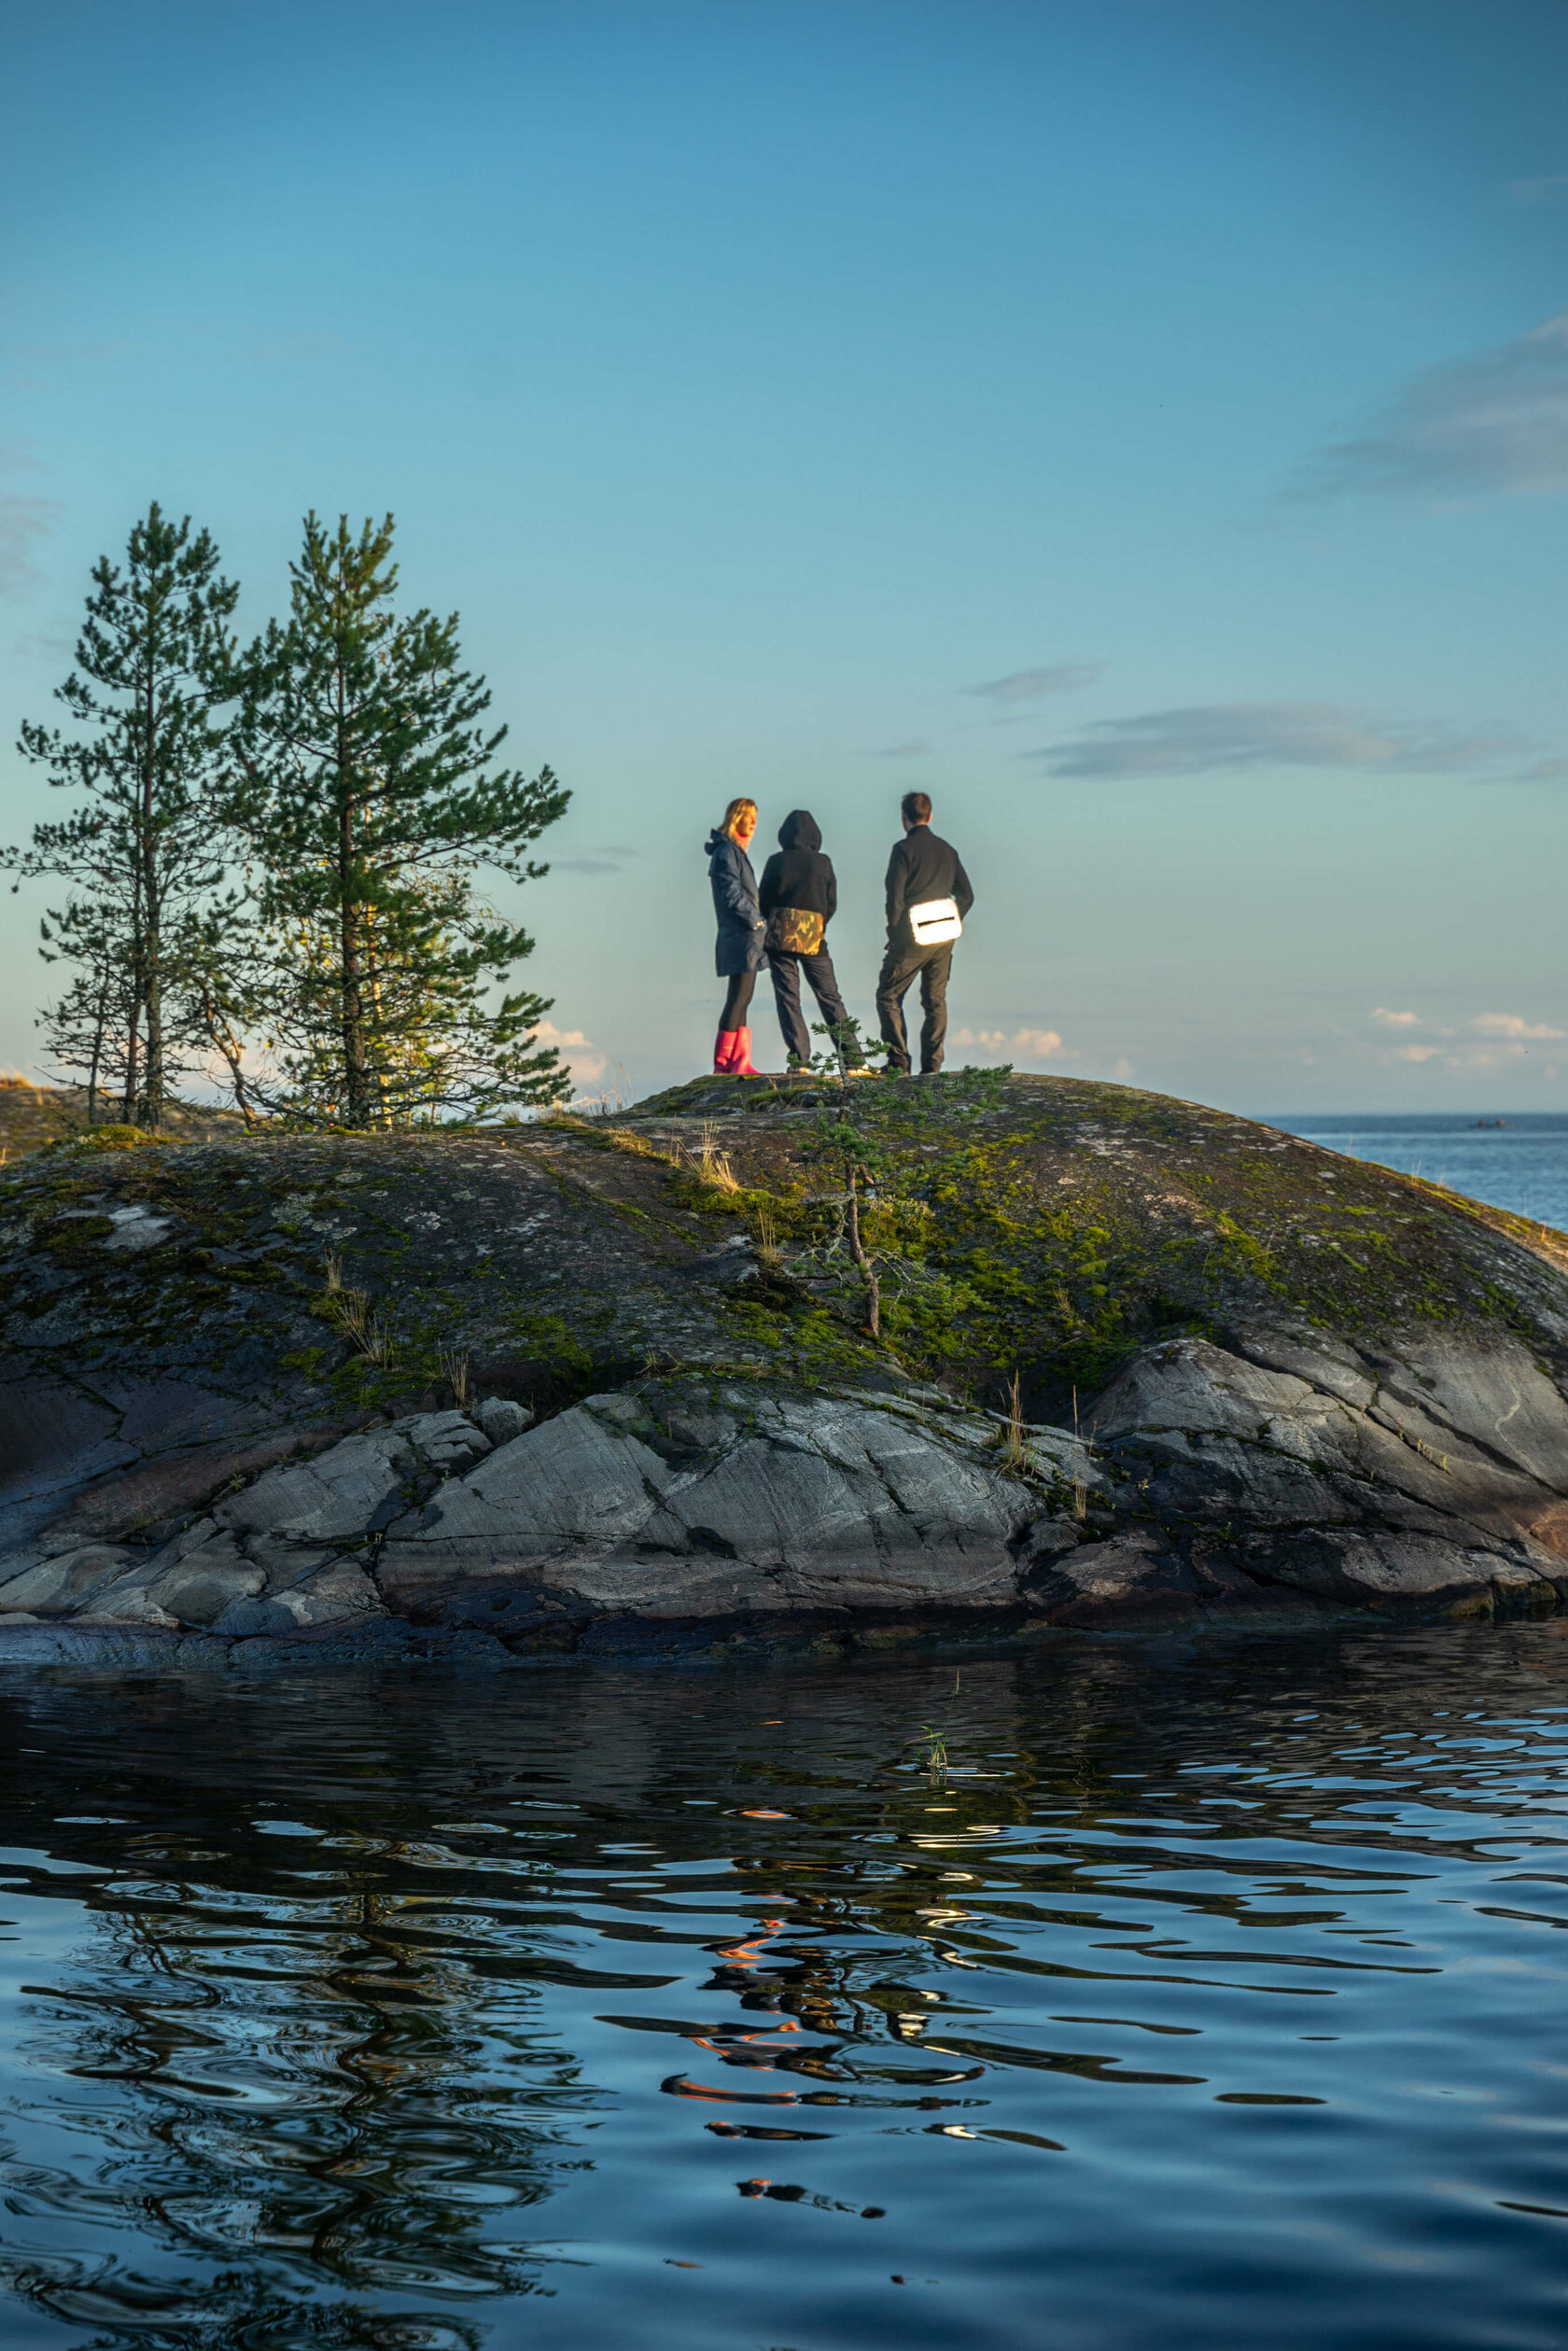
left=759, top=809, right=838, bottom=925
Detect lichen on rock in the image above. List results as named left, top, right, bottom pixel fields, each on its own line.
left=1, top=1071, right=1566, bottom=1659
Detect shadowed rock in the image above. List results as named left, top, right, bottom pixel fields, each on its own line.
left=0, top=1071, right=1566, bottom=1658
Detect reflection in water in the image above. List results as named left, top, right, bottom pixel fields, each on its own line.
left=0, top=1630, right=1565, bottom=2349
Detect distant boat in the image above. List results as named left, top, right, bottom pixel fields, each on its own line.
left=1473, top=1118, right=1510, bottom=1129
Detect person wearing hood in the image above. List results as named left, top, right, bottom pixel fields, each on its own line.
left=758, top=808, right=854, bottom=1069
left=706, top=797, right=766, bottom=1076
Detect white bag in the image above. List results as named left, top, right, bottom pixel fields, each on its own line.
left=908, top=896, right=962, bottom=945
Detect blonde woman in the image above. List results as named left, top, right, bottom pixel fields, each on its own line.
left=705, top=796, right=765, bottom=1075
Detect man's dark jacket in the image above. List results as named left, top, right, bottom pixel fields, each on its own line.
left=759, top=809, right=837, bottom=926
left=706, top=831, right=765, bottom=976
left=884, top=826, right=974, bottom=936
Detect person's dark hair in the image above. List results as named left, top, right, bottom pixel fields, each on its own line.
left=902, top=791, right=931, bottom=825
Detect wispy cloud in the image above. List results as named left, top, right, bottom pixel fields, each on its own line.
left=535, top=1020, right=609, bottom=1085
left=1507, top=175, right=1568, bottom=204
left=950, top=1024, right=1084, bottom=1070
left=0, top=448, right=57, bottom=600
left=963, top=662, right=1101, bottom=706
left=551, top=846, right=635, bottom=875
left=1366, top=1007, right=1565, bottom=1071
left=7, top=627, right=73, bottom=662
left=879, top=739, right=930, bottom=758
left=1290, top=310, right=1568, bottom=500
left=5, top=331, right=348, bottom=392
left=0, top=498, right=56, bottom=599
left=1470, top=1013, right=1566, bottom=1041
left=1031, top=702, right=1529, bottom=781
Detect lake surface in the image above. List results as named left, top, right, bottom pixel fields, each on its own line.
left=1277, top=1113, right=1568, bottom=1234
left=0, top=1632, right=1565, bottom=2349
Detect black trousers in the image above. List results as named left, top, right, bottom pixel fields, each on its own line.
left=767, top=944, right=850, bottom=1066
left=875, top=939, right=953, bottom=1074
left=719, top=969, right=757, bottom=1029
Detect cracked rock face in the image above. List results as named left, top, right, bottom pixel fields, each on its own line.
left=0, top=1328, right=1563, bottom=1661
left=377, top=1390, right=1037, bottom=1624
left=4, top=1074, right=1568, bottom=1659
left=1093, top=1333, right=1568, bottom=1617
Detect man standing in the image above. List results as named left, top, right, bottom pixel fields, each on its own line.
left=875, top=791, right=974, bottom=1076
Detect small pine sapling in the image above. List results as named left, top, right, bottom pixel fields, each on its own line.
left=797, top=1015, right=894, bottom=1337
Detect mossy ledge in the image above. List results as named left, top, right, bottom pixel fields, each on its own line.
left=2, top=1071, right=1567, bottom=1664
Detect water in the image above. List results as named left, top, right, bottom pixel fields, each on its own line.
left=1276, top=1113, right=1568, bottom=1233
left=0, top=1634, right=1565, bottom=2349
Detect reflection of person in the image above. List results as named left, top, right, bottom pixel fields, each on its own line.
left=875, top=791, right=974, bottom=1076
left=758, top=809, right=852, bottom=1069
left=706, top=796, right=765, bottom=1076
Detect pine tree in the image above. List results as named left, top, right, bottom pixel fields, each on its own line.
left=7, top=505, right=240, bottom=1127
left=36, top=896, right=139, bottom=1125
left=230, top=512, right=569, bottom=1127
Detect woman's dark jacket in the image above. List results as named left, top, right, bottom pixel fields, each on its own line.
left=706, top=830, right=765, bottom=976
left=758, top=809, right=837, bottom=928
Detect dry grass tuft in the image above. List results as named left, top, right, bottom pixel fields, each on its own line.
left=693, top=1122, right=740, bottom=1194
left=320, top=1251, right=390, bottom=1364
left=1001, top=1370, right=1026, bottom=1470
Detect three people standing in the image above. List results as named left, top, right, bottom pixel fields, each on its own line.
left=706, top=789, right=974, bottom=1077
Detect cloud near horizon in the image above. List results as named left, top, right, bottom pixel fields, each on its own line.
left=535, top=1020, right=609, bottom=1088
left=950, top=1024, right=1067, bottom=1067
left=1470, top=1013, right=1566, bottom=1041
left=1290, top=309, right=1568, bottom=500
left=1031, top=702, right=1530, bottom=781
left=963, top=662, right=1102, bottom=705
left=1368, top=1006, right=1565, bottom=1072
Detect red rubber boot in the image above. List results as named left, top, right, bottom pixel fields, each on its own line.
left=713, top=1030, right=741, bottom=1073
left=731, top=1026, right=760, bottom=1077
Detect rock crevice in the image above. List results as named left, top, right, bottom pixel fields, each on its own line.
left=3, top=1073, right=1568, bottom=1657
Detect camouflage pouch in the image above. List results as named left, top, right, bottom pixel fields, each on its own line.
left=765, top=906, right=826, bottom=957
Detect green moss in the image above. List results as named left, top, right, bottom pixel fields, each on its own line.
left=37, top=1214, right=116, bottom=1260
left=42, top=1124, right=158, bottom=1156
left=601, top=1071, right=1568, bottom=1407
left=6, top=1072, right=1564, bottom=1429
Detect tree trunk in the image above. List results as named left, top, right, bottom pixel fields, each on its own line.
left=138, top=652, right=163, bottom=1128
left=120, top=1006, right=139, bottom=1125
left=201, top=987, right=257, bottom=1128
left=85, top=962, right=109, bottom=1127
left=337, top=681, right=370, bottom=1128
left=140, top=881, right=163, bottom=1127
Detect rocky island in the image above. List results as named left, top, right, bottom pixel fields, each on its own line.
left=2, top=1069, right=1567, bottom=1666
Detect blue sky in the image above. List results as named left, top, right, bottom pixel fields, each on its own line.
left=3, top=0, right=1565, bottom=1112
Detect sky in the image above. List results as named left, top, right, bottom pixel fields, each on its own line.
left=2, top=0, right=1565, bottom=1114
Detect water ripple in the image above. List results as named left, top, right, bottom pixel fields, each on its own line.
left=0, top=1626, right=1564, bottom=2348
